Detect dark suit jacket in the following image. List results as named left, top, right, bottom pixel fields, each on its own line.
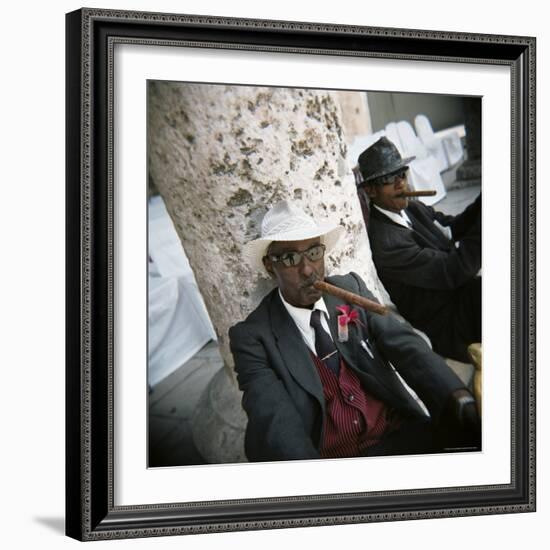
left=229, top=273, right=465, bottom=462
left=367, top=196, right=481, bottom=360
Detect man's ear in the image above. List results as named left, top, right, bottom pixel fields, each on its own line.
left=263, top=256, right=275, bottom=277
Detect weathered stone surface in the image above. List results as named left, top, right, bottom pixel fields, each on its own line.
left=191, top=367, right=247, bottom=464
left=148, top=82, right=389, bottom=370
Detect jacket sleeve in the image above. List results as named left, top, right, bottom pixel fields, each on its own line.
left=372, top=217, right=481, bottom=290
left=350, top=273, right=466, bottom=422
left=425, top=204, right=455, bottom=228
left=229, top=322, right=320, bottom=462
left=449, top=193, right=481, bottom=241
left=420, top=194, right=481, bottom=240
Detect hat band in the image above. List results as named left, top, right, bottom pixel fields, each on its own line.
left=262, top=216, right=318, bottom=239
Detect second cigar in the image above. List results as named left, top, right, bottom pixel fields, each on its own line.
left=399, top=190, right=437, bottom=198
left=313, top=280, right=387, bottom=315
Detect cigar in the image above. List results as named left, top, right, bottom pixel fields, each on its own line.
left=313, top=280, right=387, bottom=315
left=399, top=190, right=437, bottom=198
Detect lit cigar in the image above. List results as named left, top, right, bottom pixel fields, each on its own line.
left=399, top=190, right=437, bottom=198
left=313, top=280, right=388, bottom=315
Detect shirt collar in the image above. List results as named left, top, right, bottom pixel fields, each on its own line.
left=279, top=289, right=330, bottom=328
left=373, top=204, right=412, bottom=229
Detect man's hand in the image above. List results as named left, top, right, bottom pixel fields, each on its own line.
left=450, top=388, right=481, bottom=434
left=439, top=388, right=481, bottom=450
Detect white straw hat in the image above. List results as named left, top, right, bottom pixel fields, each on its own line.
left=243, top=200, right=344, bottom=273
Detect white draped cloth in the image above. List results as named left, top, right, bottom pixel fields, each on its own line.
left=148, top=196, right=216, bottom=387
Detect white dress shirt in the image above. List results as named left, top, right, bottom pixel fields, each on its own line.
left=374, top=203, right=453, bottom=240
left=278, top=289, right=333, bottom=353
left=373, top=204, right=413, bottom=228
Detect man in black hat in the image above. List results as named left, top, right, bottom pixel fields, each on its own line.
left=357, top=136, right=481, bottom=364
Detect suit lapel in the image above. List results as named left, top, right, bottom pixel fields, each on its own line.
left=323, top=291, right=360, bottom=371
left=323, top=284, right=395, bottom=391
left=406, top=208, right=451, bottom=250
left=269, top=293, right=325, bottom=410
left=372, top=206, right=450, bottom=251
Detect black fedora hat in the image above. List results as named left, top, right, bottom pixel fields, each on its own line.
left=357, top=136, right=415, bottom=185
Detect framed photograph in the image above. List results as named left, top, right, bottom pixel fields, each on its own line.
left=66, top=7, right=536, bottom=541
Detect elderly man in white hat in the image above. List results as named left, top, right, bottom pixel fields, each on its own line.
left=229, top=200, right=480, bottom=462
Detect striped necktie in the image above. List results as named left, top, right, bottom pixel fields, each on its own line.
left=310, top=309, right=340, bottom=377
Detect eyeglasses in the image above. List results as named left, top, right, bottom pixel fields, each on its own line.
left=266, top=243, right=326, bottom=268
left=383, top=170, right=408, bottom=185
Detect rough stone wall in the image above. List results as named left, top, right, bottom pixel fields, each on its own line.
left=148, top=82, right=388, bottom=368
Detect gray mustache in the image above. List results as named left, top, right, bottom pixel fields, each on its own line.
left=300, top=275, right=320, bottom=289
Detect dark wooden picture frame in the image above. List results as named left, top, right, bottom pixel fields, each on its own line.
left=66, top=8, right=536, bottom=541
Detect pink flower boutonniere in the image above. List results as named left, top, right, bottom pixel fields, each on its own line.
left=335, top=305, right=361, bottom=342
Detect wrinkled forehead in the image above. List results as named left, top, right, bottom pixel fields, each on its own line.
left=267, top=237, right=321, bottom=256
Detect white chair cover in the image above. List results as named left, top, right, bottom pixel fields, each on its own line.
left=416, top=114, right=464, bottom=168
left=407, top=157, right=446, bottom=205
left=414, top=114, right=449, bottom=172
left=441, top=132, right=464, bottom=166
left=396, top=120, right=429, bottom=160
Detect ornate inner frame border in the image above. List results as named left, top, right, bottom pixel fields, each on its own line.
left=65, top=8, right=536, bottom=541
